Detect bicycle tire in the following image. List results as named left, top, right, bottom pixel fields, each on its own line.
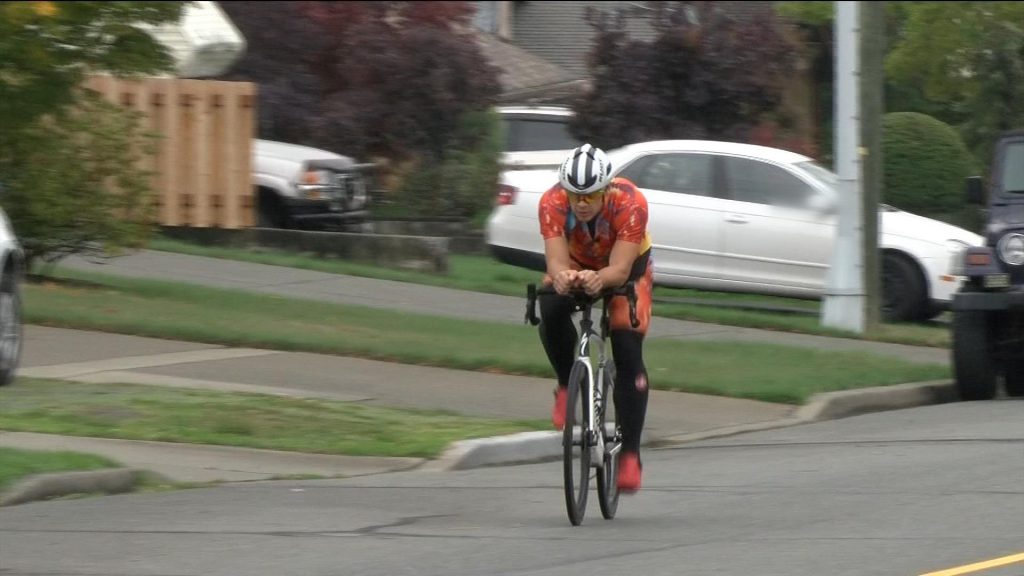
left=563, top=361, right=591, bottom=526
left=596, top=363, right=620, bottom=519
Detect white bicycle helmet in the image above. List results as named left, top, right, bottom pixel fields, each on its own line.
left=558, top=143, right=613, bottom=195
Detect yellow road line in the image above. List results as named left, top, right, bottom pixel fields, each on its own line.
left=920, top=552, right=1024, bottom=576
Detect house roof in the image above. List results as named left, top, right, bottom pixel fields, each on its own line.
left=475, top=32, right=587, bottom=105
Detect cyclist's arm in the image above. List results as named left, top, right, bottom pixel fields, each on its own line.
left=595, top=239, right=641, bottom=290
left=544, top=236, right=579, bottom=294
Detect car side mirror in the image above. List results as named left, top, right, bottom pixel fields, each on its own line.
left=806, top=192, right=836, bottom=215
left=965, top=176, right=985, bottom=205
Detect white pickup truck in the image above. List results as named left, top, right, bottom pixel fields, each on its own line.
left=252, top=139, right=373, bottom=230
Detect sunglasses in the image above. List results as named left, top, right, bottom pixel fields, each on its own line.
left=567, top=189, right=605, bottom=205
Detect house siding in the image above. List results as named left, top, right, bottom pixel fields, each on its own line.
left=509, top=1, right=657, bottom=79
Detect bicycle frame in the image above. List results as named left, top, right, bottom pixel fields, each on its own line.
left=574, top=300, right=612, bottom=468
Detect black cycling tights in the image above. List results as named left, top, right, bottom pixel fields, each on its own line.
left=538, top=294, right=650, bottom=454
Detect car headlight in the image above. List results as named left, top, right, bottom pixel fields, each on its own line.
left=946, top=239, right=970, bottom=275
left=296, top=170, right=333, bottom=200
left=997, top=233, right=1024, bottom=266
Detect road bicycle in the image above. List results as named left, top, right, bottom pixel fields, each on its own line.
left=526, top=281, right=639, bottom=526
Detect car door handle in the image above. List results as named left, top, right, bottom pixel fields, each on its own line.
left=725, top=215, right=749, bottom=224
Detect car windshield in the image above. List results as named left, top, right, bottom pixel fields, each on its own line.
left=795, top=160, right=838, bottom=188
left=1003, top=142, right=1024, bottom=194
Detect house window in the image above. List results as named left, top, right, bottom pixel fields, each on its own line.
left=473, top=1, right=499, bottom=33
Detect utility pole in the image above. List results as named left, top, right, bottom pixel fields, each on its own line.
left=860, top=1, right=885, bottom=332
left=822, top=1, right=865, bottom=333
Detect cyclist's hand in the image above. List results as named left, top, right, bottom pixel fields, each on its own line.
left=577, top=269, right=603, bottom=296
left=553, top=269, right=579, bottom=295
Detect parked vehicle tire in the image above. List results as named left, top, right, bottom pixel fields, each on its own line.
left=1003, top=354, right=1024, bottom=397
left=0, top=270, right=22, bottom=386
left=952, top=308, right=998, bottom=400
left=257, top=188, right=288, bottom=229
left=882, top=252, right=927, bottom=323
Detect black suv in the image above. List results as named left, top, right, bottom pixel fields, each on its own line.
left=951, top=130, right=1024, bottom=400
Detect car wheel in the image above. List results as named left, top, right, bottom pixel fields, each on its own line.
left=0, top=271, right=22, bottom=386
left=1004, top=353, right=1024, bottom=397
left=952, top=309, right=998, bottom=401
left=882, top=252, right=926, bottom=322
left=256, top=188, right=288, bottom=229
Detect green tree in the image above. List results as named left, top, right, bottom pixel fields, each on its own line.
left=779, top=1, right=1024, bottom=168
left=2, top=91, right=159, bottom=270
left=887, top=1, right=1024, bottom=165
left=0, top=1, right=184, bottom=271
left=0, top=1, right=182, bottom=133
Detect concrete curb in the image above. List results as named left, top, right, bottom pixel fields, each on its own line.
left=426, top=380, right=959, bottom=470
left=1, top=468, right=145, bottom=507
left=1, top=380, right=959, bottom=503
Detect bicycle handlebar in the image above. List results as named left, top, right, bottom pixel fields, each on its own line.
left=525, top=282, right=639, bottom=329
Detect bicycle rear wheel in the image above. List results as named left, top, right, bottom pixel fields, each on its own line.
left=596, top=363, right=620, bottom=519
left=563, top=361, right=591, bottom=526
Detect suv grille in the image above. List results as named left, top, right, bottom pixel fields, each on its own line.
left=332, top=172, right=368, bottom=210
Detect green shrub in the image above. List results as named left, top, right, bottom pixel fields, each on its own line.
left=882, top=112, right=977, bottom=218
left=391, top=109, right=503, bottom=222
left=0, top=88, right=158, bottom=272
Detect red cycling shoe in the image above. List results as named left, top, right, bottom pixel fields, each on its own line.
left=617, top=451, right=642, bottom=493
left=551, top=387, right=567, bottom=430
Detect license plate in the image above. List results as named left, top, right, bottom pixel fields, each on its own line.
left=984, top=274, right=1010, bottom=288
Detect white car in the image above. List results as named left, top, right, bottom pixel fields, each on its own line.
left=0, top=205, right=23, bottom=385
left=486, top=140, right=984, bottom=322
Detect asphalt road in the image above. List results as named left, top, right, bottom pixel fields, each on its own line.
left=1, top=400, right=1022, bottom=576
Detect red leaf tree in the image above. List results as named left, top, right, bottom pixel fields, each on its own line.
left=573, top=2, right=805, bottom=152
left=219, top=1, right=500, bottom=164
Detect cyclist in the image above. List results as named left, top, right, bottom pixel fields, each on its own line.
left=536, top=143, right=654, bottom=493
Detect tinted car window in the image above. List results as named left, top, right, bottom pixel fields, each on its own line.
left=725, top=156, right=817, bottom=207
left=618, top=153, right=714, bottom=196
left=502, top=118, right=582, bottom=152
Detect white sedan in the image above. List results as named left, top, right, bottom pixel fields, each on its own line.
left=485, top=140, right=983, bottom=322
left=0, top=205, right=22, bottom=385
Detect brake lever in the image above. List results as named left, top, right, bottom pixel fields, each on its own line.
left=526, top=283, right=540, bottom=326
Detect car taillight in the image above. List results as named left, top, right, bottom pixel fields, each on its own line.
left=496, top=184, right=518, bottom=206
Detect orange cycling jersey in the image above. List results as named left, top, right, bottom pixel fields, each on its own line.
left=538, top=177, right=652, bottom=270
left=538, top=177, right=654, bottom=335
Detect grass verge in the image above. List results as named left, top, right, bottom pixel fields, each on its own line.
left=1, top=379, right=549, bottom=459
left=0, top=447, right=121, bottom=493
left=24, top=268, right=950, bottom=405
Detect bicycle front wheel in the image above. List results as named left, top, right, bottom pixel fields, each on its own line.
left=596, top=363, right=620, bottom=519
left=563, top=361, right=591, bottom=526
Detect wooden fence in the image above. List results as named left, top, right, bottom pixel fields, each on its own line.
left=85, top=74, right=257, bottom=229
